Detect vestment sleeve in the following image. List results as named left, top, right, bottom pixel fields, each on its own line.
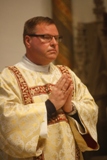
left=66, top=67, right=99, bottom=151
left=0, top=68, right=47, bottom=158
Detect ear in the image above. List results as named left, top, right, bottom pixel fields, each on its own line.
left=25, top=35, right=31, bottom=48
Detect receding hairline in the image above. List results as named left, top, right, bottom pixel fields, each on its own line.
left=25, top=16, right=55, bottom=24
left=23, top=16, right=56, bottom=43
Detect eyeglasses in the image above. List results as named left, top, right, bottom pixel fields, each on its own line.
left=27, top=34, right=63, bottom=43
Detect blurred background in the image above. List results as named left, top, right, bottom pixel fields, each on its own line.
left=0, top=0, right=107, bottom=160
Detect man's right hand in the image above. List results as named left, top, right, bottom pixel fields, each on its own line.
left=49, top=74, right=73, bottom=110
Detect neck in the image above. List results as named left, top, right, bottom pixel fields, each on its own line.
left=21, top=55, right=50, bottom=73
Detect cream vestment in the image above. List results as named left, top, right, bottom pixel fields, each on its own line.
left=0, top=56, right=99, bottom=160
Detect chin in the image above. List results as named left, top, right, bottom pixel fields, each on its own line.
left=49, top=56, right=57, bottom=61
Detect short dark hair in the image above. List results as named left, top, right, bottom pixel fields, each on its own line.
left=23, top=16, right=55, bottom=43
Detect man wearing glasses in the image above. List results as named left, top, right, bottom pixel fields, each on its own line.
left=0, top=16, right=99, bottom=160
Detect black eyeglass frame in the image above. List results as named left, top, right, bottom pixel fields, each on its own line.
left=27, top=34, right=63, bottom=43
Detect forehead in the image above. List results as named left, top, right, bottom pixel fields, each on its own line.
left=35, top=23, right=59, bottom=35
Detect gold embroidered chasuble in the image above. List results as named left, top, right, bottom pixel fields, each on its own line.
left=0, top=58, right=99, bottom=160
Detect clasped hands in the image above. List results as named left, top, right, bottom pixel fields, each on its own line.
left=49, top=74, right=74, bottom=113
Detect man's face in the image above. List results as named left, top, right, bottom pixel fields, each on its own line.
left=25, top=23, right=60, bottom=65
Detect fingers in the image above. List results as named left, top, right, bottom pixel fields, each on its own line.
left=48, top=74, right=73, bottom=111
left=56, top=74, right=72, bottom=91
left=56, top=74, right=66, bottom=90
left=62, top=84, right=74, bottom=113
left=64, top=84, right=73, bottom=99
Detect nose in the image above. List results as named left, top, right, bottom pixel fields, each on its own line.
left=50, top=37, right=58, bottom=45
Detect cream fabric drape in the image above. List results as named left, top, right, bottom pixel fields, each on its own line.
left=0, top=61, right=99, bottom=160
